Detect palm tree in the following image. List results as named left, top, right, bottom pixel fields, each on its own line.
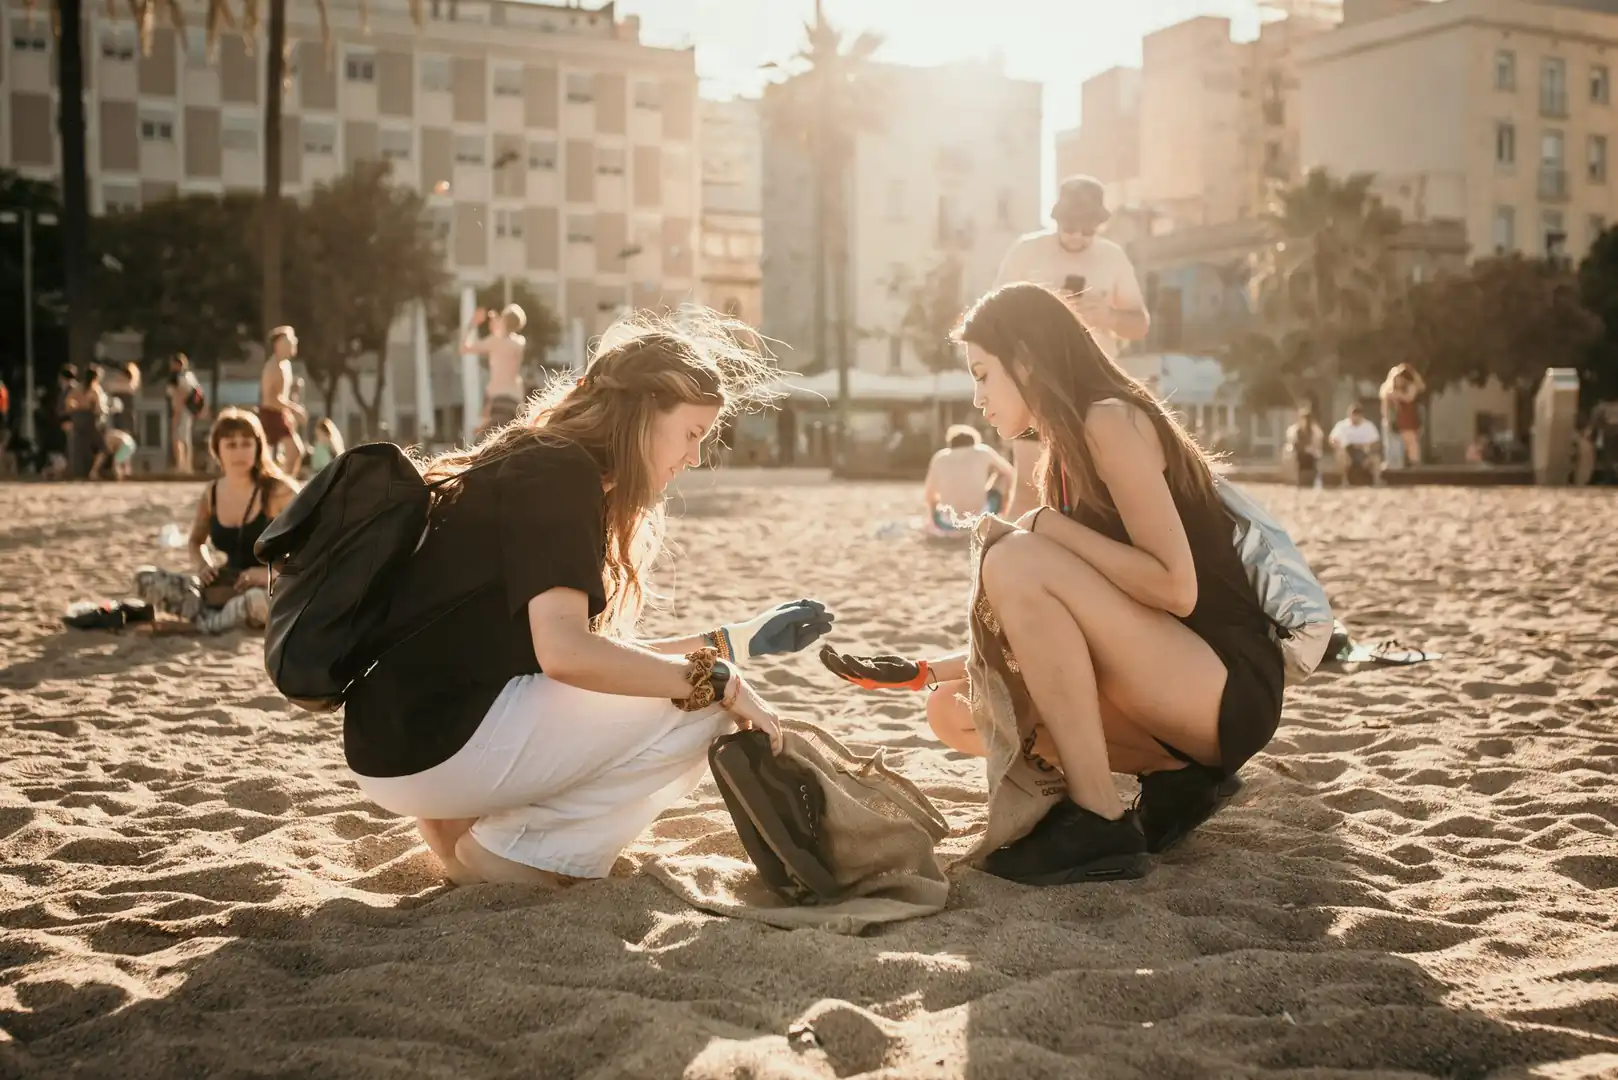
left=764, top=9, right=884, bottom=460
left=1249, top=168, right=1404, bottom=411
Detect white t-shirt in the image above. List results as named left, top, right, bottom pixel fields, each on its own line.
left=994, top=230, right=1146, bottom=359
left=1329, top=417, right=1381, bottom=448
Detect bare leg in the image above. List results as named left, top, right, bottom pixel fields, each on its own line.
left=927, top=680, right=1180, bottom=775
left=982, top=545, right=1125, bottom=819
left=453, top=832, right=579, bottom=888
left=417, top=817, right=480, bottom=884
left=284, top=434, right=305, bottom=479
left=1402, top=430, right=1422, bottom=466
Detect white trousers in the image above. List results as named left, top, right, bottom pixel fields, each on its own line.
left=353, top=675, right=729, bottom=879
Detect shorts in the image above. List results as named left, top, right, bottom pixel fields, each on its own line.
left=487, top=394, right=521, bottom=429
left=260, top=407, right=290, bottom=446
left=113, top=441, right=135, bottom=466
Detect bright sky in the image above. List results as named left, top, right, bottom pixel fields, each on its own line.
left=615, top=0, right=1267, bottom=204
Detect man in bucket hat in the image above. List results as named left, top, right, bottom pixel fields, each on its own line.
left=994, top=175, right=1151, bottom=513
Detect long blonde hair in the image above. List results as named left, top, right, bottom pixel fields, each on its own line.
left=955, top=283, right=1219, bottom=521
left=422, top=309, right=779, bottom=634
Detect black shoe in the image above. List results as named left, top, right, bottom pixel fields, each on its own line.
left=981, top=800, right=1150, bottom=885
left=1136, top=764, right=1242, bottom=854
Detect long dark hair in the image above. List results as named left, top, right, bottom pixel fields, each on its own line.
left=954, top=283, right=1219, bottom=521
left=209, top=407, right=290, bottom=490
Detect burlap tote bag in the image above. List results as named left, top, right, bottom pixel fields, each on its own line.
left=646, top=719, right=951, bottom=935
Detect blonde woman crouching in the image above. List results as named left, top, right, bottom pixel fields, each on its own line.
left=344, top=313, right=834, bottom=887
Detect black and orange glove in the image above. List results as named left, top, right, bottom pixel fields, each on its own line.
left=819, top=644, right=936, bottom=691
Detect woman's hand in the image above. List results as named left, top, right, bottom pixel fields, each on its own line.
left=196, top=561, right=218, bottom=586
left=235, top=566, right=269, bottom=592
left=725, top=676, right=784, bottom=754
left=713, top=599, right=834, bottom=660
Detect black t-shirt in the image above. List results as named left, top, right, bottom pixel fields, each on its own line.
left=342, top=440, right=608, bottom=778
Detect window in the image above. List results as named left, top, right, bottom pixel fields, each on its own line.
left=454, top=134, right=486, bottom=164
left=1541, top=57, right=1567, bottom=116
left=139, top=110, right=175, bottom=141
left=102, top=182, right=139, bottom=214
left=1264, top=139, right=1285, bottom=178
left=345, top=52, right=376, bottom=83
left=1591, top=214, right=1608, bottom=244
left=425, top=205, right=452, bottom=242
left=1590, top=134, right=1608, bottom=182
left=1495, top=49, right=1516, bottom=91
left=702, top=232, right=725, bottom=257
left=494, top=209, right=523, bottom=239
left=528, top=140, right=557, bottom=170
left=1594, top=64, right=1611, bottom=105
left=221, top=113, right=257, bottom=152
left=11, top=30, right=48, bottom=52
left=1544, top=209, right=1567, bottom=259
left=380, top=128, right=412, bottom=162
left=493, top=66, right=523, bottom=97
left=302, top=120, right=336, bottom=155
left=1494, top=205, right=1516, bottom=253
left=185, top=27, right=210, bottom=68
left=596, top=146, right=625, bottom=175
left=1495, top=121, right=1516, bottom=166
left=100, top=31, right=135, bottom=62
left=1543, top=129, right=1565, bottom=166
left=566, top=213, right=594, bottom=243
left=633, top=81, right=660, bottom=111
left=566, top=72, right=594, bottom=104
left=420, top=55, right=451, bottom=93
left=887, top=335, right=903, bottom=374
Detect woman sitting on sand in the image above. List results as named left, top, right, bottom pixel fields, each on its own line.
left=826, top=284, right=1284, bottom=884
left=342, top=314, right=834, bottom=887
left=922, top=424, right=1015, bottom=535
left=135, top=409, right=298, bottom=633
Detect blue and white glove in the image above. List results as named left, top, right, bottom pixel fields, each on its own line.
left=706, top=599, right=835, bottom=661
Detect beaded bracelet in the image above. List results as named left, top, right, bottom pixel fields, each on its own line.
left=673, top=647, right=722, bottom=712
left=701, top=628, right=736, bottom=662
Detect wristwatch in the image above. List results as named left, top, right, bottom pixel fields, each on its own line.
left=711, top=658, right=736, bottom=709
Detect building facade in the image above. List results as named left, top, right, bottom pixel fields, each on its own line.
left=1053, top=65, right=1141, bottom=206
left=761, top=60, right=1040, bottom=418
left=698, top=96, right=762, bottom=327
left=1299, top=0, right=1618, bottom=262
left=1, top=0, right=701, bottom=444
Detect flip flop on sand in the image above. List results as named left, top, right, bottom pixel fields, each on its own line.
left=1322, top=619, right=1442, bottom=668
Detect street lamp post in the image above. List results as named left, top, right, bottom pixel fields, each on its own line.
left=0, top=207, right=58, bottom=446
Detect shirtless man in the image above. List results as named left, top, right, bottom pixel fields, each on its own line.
left=994, top=175, right=1150, bottom=514
left=463, top=304, right=528, bottom=435
left=260, top=326, right=307, bottom=477
left=923, top=425, right=1015, bottom=532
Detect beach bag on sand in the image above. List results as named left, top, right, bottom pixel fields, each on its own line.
left=709, top=730, right=840, bottom=904
left=1216, top=480, right=1334, bottom=685
left=646, top=720, right=951, bottom=935
left=255, top=443, right=444, bottom=712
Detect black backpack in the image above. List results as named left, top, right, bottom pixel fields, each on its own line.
left=255, top=442, right=446, bottom=712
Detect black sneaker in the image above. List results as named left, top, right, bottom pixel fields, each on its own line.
left=981, top=800, right=1150, bottom=885
left=1135, top=764, right=1242, bottom=854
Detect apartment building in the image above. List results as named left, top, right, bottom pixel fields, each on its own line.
left=761, top=58, right=1040, bottom=417
left=1299, top=0, right=1618, bottom=261
left=698, top=96, right=762, bottom=327
left=1052, top=66, right=1141, bottom=209
left=2, top=0, right=700, bottom=439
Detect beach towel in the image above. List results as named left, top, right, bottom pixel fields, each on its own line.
left=646, top=719, right=951, bottom=935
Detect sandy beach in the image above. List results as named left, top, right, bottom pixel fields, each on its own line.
left=2, top=476, right=1616, bottom=1078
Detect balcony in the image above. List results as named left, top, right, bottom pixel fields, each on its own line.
left=1539, top=166, right=1570, bottom=201
left=1541, top=92, right=1569, bottom=118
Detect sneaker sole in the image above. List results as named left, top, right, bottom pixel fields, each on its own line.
left=1146, top=774, right=1244, bottom=855
left=999, top=851, right=1152, bottom=886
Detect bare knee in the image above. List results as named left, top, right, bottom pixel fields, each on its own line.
left=980, top=532, right=1054, bottom=609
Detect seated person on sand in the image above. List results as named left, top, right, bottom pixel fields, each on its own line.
left=135, top=409, right=299, bottom=634
left=821, top=284, right=1286, bottom=885
left=341, top=313, right=835, bottom=887
left=1328, top=403, right=1382, bottom=485
left=923, top=424, right=1015, bottom=534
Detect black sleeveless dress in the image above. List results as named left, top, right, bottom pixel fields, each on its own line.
left=1067, top=479, right=1285, bottom=775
